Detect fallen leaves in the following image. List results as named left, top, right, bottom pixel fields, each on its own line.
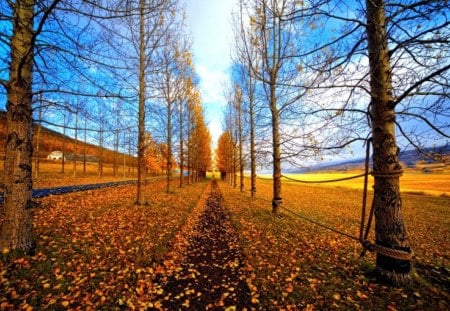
left=0, top=179, right=207, bottom=309
left=148, top=182, right=251, bottom=309
left=219, top=178, right=449, bottom=310
left=0, top=176, right=448, bottom=310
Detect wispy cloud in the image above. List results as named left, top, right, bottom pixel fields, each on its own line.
left=196, top=65, right=229, bottom=107
left=184, top=0, right=235, bottom=145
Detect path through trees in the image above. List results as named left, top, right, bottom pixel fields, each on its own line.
left=151, top=180, right=251, bottom=309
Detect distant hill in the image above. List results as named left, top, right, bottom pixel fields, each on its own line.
left=306, top=144, right=450, bottom=172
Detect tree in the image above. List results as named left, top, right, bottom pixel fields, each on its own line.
left=72, top=102, right=80, bottom=178
left=0, top=0, right=129, bottom=253
left=217, top=131, right=234, bottom=181
left=224, top=83, right=245, bottom=191
left=177, top=51, right=195, bottom=188
left=188, top=101, right=211, bottom=180
left=34, top=94, right=43, bottom=178
left=104, top=0, right=181, bottom=203
left=233, top=3, right=260, bottom=197
left=286, top=0, right=449, bottom=283
left=236, top=85, right=244, bottom=192
left=236, top=0, right=310, bottom=213
left=154, top=39, right=184, bottom=193
left=365, top=0, right=411, bottom=285
left=222, top=94, right=238, bottom=187
left=144, top=132, right=162, bottom=174
left=137, top=0, right=148, bottom=204
left=0, top=0, right=38, bottom=253
left=185, top=86, right=202, bottom=184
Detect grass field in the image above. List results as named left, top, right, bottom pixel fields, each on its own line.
left=256, top=169, right=450, bottom=197
left=0, top=159, right=141, bottom=189
left=220, top=178, right=449, bottom=309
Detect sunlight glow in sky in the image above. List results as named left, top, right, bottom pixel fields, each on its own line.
left=184, top=0, right=235, bottom=148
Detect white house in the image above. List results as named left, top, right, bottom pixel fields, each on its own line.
left=47, top=150, right=65, bottom=161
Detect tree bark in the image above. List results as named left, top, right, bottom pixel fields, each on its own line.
left=73, top=107, right=78, bottom=178
left=114, top=129, right=118, bottom=178
left=98, top=120, right=103, bottom=177
left=271, top=78, right=282, bottom=214
left=83, top=116, right=87, bottom=176
left=249, top=74, right=256, bottom=198
left=237, top=87, right=244, bottom=192
left=166, top=100, right=172, bottom=194
left=187, top=129, right=191, bottom=185
left=34, top=100, right=42, bottom=178
left=179, top=100, right=183, bottom=188
left=366, top=0, right=411, bottom=284
left=61, top=114, right=66, bottom=174
left=0, top=0, right=35, bottom=253
left=136, top=0, right=147, bottom=205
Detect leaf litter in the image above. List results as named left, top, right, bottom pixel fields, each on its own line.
left=1, top=176, right=448, bottom=310
left=149, top=180, right=251, bottom=310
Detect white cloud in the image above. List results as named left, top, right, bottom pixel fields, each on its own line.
left=208, top=118, right=223, bottom=149
left=196, top=64, right=230, bottom=147
left=196, top=65, right=229, bottom=106
left=184, top=0, right=236, bottom=147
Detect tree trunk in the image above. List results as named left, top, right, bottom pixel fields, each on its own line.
left=270, top=79, right=282, bottom=214
left=237, top=87, right=244, bottom=192
left=98, top=121, right=103, bottom=177
left=83, top=115, right=87, bottom=176
left=73, top=107, right=78, bottom=178
left=233, top=144, right=237, bottom=188
left=366, top=0, right=411, bottom=284
left=122, top=131, right=126, bottom=179
left=166, top=101, right=172, bottom=194
left=114, top=130, right=118, bottom=178
left=179, top=100, right=183, bottom=188
left=249, top=77, right=256, bottom=198
left=0, top=0, right=35, bottom=253
left=34, top=100, right=42, bottom=178
left=187, top=133, right=191, bottom=185
left=269, top=1, right=282, bottom=214
left=61, top=114, right=66, bottom=174
left=136, top=0, right=147, bottom=205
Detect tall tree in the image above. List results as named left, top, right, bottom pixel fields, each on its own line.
left=136, top=0, right=148, bottom=204
left=235, top=85, right=244, bottom=192
left=0, top=0, right=129, bottom=253
left=233, top=3, right=260, bottom=197
left=365, top=0, right=410, bottom=285
left=105, top=0, right=180, bottom=203
left=217, top=131, right=234, bottom=181
left=236, top=0, right=310, bottom=213
left=285, top=0, right=449, bottom=283
left=0, top=0, right=38, bottom=253
left=188, top=101, right=211, bottom=180
left=177, top=51, right=195, bottom=188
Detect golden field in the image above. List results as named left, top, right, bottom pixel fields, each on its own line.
left=257, top=168, right=450, bottom=197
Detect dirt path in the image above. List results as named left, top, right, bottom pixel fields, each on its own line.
left=152, top=180, right=251, bottom=309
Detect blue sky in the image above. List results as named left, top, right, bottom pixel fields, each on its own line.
left=184, top=0, right=235, bottom=148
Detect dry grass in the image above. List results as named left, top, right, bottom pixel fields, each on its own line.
left=0, top=160, right=143, bottom=188
left=262, top=169, right=450, bottom=197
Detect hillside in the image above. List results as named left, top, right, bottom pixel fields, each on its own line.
left=0, top=110, right=136, bottom=166
left=305, top=144, right=450, bottom=172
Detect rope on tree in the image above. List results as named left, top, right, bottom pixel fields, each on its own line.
left=281, top=173, right=367, bottom=183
